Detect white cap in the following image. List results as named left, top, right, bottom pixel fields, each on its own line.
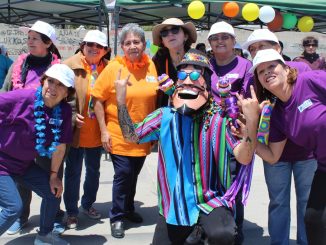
left=207, top=21, right=235, bottom=39
left=45, top=64, right=75, bottom=88
left=83, top=30, right=108, bottom=47
left=242, top=29, right=279, bottom=51
left=20, top=21, right=57, bottom=44
left=249, top=49, right=285, bottom=73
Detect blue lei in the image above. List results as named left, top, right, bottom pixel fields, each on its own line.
left=34, top=86, right=62, bottom=158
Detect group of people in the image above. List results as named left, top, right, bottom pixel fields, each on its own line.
left=0, top=17, right=325, bottom=245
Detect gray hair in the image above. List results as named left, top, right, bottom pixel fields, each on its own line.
left=119, top=23, right=145, bottom=45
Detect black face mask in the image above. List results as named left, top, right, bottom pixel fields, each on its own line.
left=176, top=104, right=197, bottom=116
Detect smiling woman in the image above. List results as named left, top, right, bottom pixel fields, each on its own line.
left=251, top=49, right=326, bottom=245
left=152, top=18, right=197, bottom=107
left=91, top=23, right=158, bottom=239
left=62, top=29, right=110, bottom=230
left=0, top=64, right=74, bottom=245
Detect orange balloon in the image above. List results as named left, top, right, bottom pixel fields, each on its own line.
left=267, top=10, right=283, bottom=31
left=223, top=2, right=240, bottom=18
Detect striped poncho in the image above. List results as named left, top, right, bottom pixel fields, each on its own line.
left=135, top=106, right=253, bottom=226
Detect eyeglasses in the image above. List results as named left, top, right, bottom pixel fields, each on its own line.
left=208, top=35, right=231, bottom=41
left=160, top=26, right=181, bottom=38
left=177, top=71, right=201, bottom=81
left=85, top=42, right=105, bottom=49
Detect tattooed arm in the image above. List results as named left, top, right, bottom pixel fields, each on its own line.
left=114, top=68, right=139, bottom=142
left=117, top=104, right=139, bottom=143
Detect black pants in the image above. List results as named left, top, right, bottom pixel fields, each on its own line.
left=109, top=154, right=146, bottom=222
left=152, top=207, right=236, bottom=245
left=304, top=169, right=326, bottom=245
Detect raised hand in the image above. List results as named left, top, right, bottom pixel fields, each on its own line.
left=236, top=85, right=267, bottom=122
left=114, top=68, right=132, bottom=105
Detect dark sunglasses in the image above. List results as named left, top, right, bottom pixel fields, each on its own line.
left=85, top=42, right=105, bottom=49
left=160, top=26, right=181, bottom=38
left=303, top=43, right=317, bottom=47
left=177, top=71, right=201, bottom=81
left=208, top=34, right=231, bottom=41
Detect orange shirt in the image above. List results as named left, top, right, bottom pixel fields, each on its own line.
left=91, top=56, right=158, bottom=156
left=79, top=61, right=106, bottom=148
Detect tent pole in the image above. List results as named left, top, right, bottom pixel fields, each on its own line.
left=98, top=6, right=102, bottom=31
left=114, top=6, right=119, bottom=56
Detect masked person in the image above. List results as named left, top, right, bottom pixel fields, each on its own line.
left=114, top=49, right=259, bottom=245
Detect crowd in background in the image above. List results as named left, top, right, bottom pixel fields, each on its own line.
left=0, top=18, right=325, bottom=245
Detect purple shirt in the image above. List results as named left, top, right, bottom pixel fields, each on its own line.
left=210, top=56, right=253, bottom=102
left=18, top=66, right=47, bottom=91
left=269, top=71, right=326, bottom=172
left=286, top=61, right=311, bottom=73
left=0, top=89, right=72, bottom=175
left=277, top=61, right=313, bottom=161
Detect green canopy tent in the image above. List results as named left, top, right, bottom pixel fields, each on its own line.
left=113, top=0, right=326, bottom=32
left=0, top=0, right=109, bottom=26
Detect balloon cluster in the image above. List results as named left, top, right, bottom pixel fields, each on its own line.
left=187, top=1, right=315, bottom=32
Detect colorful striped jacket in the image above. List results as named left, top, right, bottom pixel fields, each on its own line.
left=134, top=106, right=253, bottom=226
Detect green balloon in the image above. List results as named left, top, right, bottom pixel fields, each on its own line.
left=282, top=13, right=297, bottom=29
left=150, top=44, right=159, bottom=55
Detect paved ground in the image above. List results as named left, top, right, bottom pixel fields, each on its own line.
left=0, top=153, right=299, bottom=245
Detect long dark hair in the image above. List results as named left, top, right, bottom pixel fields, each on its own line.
left=39, top=33, right=61, bottom=59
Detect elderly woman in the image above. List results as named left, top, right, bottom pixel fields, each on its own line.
left=0, top=64, right=74, bottom=245
left=0, top=20, right=64, bottom=235
left=63, top=30, right=109, bottom=229
left=293, top=36, right=326, bottom=70
left=249, top=49, right=326, bottom=245
left=152, top=18, right=197, bottom=106
left=92, top=23, right=158, bottom=239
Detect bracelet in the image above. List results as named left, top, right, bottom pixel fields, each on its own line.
left=50, top=170, right=58, bottom=174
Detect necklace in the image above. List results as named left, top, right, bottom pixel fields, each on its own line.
left=12, top=53, right=60, bottom=90
left=34, top=86, right=62, bottom=158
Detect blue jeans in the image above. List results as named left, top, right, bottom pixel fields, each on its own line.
left=63, top=146, right=102, bottom=216
left=263, top=159, right=317, bottom=245
left=0, top=164, right=60, bottom=236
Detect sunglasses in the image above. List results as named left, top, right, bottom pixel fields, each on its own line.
left=85, top=42, right=105, bottom=49
left=177, top=71, right=201, bottom=81
left=160, top=26, right=181, bottom=38
left=208, top=35, right=231, bottom=41
left=303, top=44, right=317, bottom=47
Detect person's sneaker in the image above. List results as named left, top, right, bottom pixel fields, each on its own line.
left=82, top=206, right=101, bottom=219
left=125, top=211, right=143, bottom=223
left=52, top=222, right=65, bottom=234
left=34, top=232, right=70, bottom=245
left=66, top=216, right=78, bottom=229
left=7, top=218, right=28, bottom=235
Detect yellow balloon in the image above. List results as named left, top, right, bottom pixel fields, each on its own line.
left=188, top=1, right=205, bottom=20
left=242, top=3, right=259, bottom=22
left=298, top=16, right=314, bottom=32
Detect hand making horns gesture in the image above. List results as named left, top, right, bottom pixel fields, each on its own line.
left=114, top=68, right=132, bottom=105
left=236, top=85, right=269, bottom=120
